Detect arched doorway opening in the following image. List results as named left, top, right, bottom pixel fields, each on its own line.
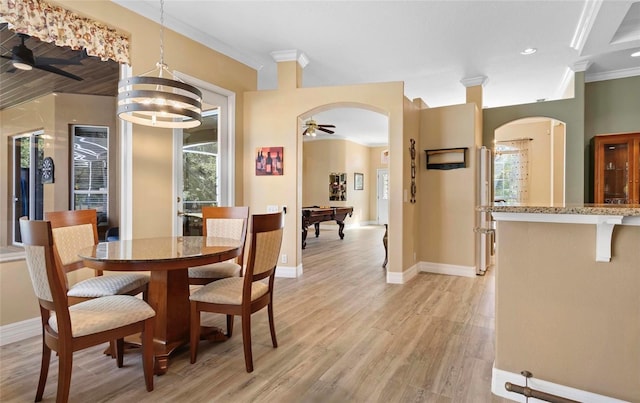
left=494, top=117, right=566, bottom=205
left=298, top=103, right=390, bottom=272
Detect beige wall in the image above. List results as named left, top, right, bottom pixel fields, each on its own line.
left=303, top=139, right=372, bottom=224
left=57, top=0, right=257, bottom=238
left=243, top=69, right=406, bottom=273
left=0, top=0, right=257, bottom=326
left=0, top=93, right=117, bottom=326
left=495, top=221, right=640, bottom=402
left=552, top=122, right=566, bottom=204
left=418, top=103, right=479, bottom=268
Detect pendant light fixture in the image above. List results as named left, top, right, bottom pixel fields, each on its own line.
left=117, top=0, right=202, bottom=129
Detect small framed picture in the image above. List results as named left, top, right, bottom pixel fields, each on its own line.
left=354, top=172, right=364, bottom=190
left=255, top=146, right=284, bottom=176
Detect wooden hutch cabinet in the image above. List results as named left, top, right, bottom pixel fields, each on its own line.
left=593, top=132, right=640, bottom=204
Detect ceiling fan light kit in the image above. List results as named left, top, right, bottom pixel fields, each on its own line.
left=117, top=0, right=202, bottom=129
left=302, top=118, right=335, bottom=136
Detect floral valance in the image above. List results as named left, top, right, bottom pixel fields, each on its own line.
left=0, top=0, right=130, bottom=64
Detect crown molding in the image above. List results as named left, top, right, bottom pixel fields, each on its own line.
left=270, top=49, right=309, bottom=68
left=585, top=66, right=640, bottom=83
left=570, top=0, right=603, bottom=54
left=571, top=60, right=592, bottom=72
left=460, top=76, right=488, bottom=88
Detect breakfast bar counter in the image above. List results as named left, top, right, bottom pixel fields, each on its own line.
left=478, top=204, right=639, bottom=402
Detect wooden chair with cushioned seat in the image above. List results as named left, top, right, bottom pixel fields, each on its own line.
left=189, top=211, right=284, bottom=372
left=188, top=206, right=249, bottom=286
left=44, top=209, right=149, bottom=305
left=19, top=217, right=155, bottom=403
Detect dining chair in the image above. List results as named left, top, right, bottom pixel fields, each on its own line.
left=44, top=209, right=149, bottom=305
left=188, top=206, right=249, bottom=286
left=189, top=211, right=284, bottom=372
left=19, top=217, right=155, bottom=403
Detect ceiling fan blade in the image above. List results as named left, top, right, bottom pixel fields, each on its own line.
left=1, top=54, right=12, bottom=60
left=318, top=124, right=336, bottom=128
left=33, top=64, right=83, bottom=81
left=318, top=127, right=335, bottom=134
left=35, top=56, right=83, bottom=66
left=302, top=128, right=310, bottom=136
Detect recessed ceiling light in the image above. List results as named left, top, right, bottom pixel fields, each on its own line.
left=631, top=50, right=640, bottom=58
left=521, top=48, right=537, bottom=55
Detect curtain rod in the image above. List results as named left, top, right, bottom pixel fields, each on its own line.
left=496, top=137, right=533, bottom=143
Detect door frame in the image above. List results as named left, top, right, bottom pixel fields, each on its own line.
left=171, top=73, right=236, bottom=236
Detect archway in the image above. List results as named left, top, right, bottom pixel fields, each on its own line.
left=298, top=103, right=390, bottom=271
left=494, top=117, right=566, bottom=205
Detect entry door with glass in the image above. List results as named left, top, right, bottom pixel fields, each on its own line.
left=177, top=110, right=220, bottom=235
left=11, top=131, right=44, bottom=245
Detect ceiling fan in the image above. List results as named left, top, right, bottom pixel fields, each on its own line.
left=302, top=118, right=336, bottom=136
left=1, top=32, right=84, bottom=81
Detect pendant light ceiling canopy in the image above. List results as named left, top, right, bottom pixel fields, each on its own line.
left=117, top=0, right=202, bottom=129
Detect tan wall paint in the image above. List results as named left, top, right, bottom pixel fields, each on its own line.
left=302, top=139, right=371, bottom=223
left=0, top=0, right=256, bottom=326
left=58, top=0, right=257, bottom=238
left=0, top=93, right=117, bottom=325
left=244, top=77, right=405, bottom=273
left=419, top=103, right=478, bottom=268
left=552, top=122, right=566, bottom=204
left=495, top=221, right=640, bottom=402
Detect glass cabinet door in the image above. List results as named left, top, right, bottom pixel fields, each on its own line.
left=594, top=133, right=640, bottom=204
left=602, top=141, right=629, bottom=204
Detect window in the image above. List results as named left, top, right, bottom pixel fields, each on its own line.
left=71, top=125, right=109, bottom=227
left=11, top=131, right=44, bottom=245
left=494, top=141, right=530, bottom=204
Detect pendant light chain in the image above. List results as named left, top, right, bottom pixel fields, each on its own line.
left=158, top=0, right=165, bottom=75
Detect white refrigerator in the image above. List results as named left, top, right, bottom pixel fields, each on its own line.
left=476, top=146, right=493, bottom=275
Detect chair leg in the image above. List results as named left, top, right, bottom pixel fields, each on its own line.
left=226, top=314, right=234, bottom=338
left=116, top=338, right=124, bottom=368
left=56, top=348, right=73, bottom=403
left=35, top=339, right=51, bottom=402
left=268, top=302, right=278, bottom=348
left=142, top=318, right=154, bottom=392
left=241, top=313, right=253, bottom=372
left=189, top=302, right=201, bottom=364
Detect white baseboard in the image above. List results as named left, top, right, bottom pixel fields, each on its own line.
left=419, top=261, right=477, bottom=278
left=276, top=264, right=302, bottom=278
left=0, top=317, right=40, bottom=346
left=492, top=366, right=630, bottom=403
left=386, top=263, right=418, bottom=284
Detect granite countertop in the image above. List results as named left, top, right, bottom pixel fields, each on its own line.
left=477, top=203, right=640, bottom=216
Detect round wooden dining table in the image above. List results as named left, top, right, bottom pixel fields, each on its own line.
left=78, top=236, right=242, bottom=375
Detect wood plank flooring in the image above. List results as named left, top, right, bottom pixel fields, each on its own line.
left=0, top=225, right=510, bottom=402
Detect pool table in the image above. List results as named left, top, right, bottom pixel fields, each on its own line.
left=301, top=206, right=354, bottom=249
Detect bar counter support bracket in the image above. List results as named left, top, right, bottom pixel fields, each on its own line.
left=595, top=216, right=623, bottom=262
left=490, top=213, right=640, bottom=263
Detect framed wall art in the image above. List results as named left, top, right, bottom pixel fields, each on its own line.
left=354, top=172, right=364, bottom=190
left=255, top=146, right=284, bottom=176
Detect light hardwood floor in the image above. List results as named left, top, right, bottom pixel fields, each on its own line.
left=1, top=225, right=510, bottom=402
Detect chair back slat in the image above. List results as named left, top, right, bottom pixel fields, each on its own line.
left=19, top=218, right=71, bottom=325
left=45, top=209, right=100, bottom=275
left=51, top=224, right=95, bottom=266
left=206, top=218, right=245, bottom=240
left=202, top=206, right=249, bottom=267
left=244, top=212, right=284, bottom=284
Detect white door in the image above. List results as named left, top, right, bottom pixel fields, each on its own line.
left=377, top=168, right=389, bottom=224
left=174, top=86, right=234, bottom=236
